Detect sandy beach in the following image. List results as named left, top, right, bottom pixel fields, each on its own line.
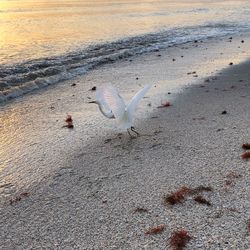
left=0, top=34, right=250, bottom=249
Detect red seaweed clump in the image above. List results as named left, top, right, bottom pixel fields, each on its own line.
left=164, top=187, right=192, bottom=205
left=191, top=186, right=213, bottom=194
left=145, top=224, right=165, bottom=235
left=63, top=114, right=74, bottom=129
left=157, top=101, right=171, bottom=108
left=242, top=143, right=250, bottom=150
left=193, top=195, right=211, bottom=206
left=241, top=151, right=250, bottom=159
left=169, top=230, right=192, bottom=250
left=65, top=115, right=72, bottom=123
left=164, top=185, right=213, bottom=206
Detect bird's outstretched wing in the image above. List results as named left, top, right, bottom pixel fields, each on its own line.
left=126, top=85, right=151, bottom=117
left=96, top=85, right=126, bottom=119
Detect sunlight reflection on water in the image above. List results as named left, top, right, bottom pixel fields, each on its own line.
left=0, top=0, right=249, bottom=64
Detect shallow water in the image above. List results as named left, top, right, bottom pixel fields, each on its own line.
left=0, top=0, right=249, bottom=65
left=0, top=0, right=250, bottom=101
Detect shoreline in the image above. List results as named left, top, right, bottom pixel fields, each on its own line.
left=0, top=34, right=250, bottom=249
left=0, top=31, right=249, bottom=104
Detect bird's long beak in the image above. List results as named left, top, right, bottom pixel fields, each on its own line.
left=88, top=101, right=97, bottom=104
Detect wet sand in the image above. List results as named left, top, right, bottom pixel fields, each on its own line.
left=0, top=35, right=250, bottom=249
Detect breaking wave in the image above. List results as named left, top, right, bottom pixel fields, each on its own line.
left=0, top=22, right=249, bottom=103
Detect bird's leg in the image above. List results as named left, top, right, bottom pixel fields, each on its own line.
left=131, top=126, right=140, bottom=137
left=127, top=128, right=134, bottom=138
left=127, top=127, right=140, bottom=138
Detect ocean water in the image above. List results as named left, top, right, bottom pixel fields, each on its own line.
left=0, top=0, right=250, bottom=101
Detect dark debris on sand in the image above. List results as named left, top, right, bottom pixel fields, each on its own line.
left=169, top=230, right=192, bottom=250
left=193, top=195, right=211, bottom=206
left=242, top=143, right=250, bottom=150
left=224, top=171, right=242, bottom=187
left=164, top=187, right=191, bottom=205
left=241, top=151, right=250, bottom=160
left=157, top=101, right=171, bottom=108
left=145, top=224, right=165, bottom=235
left=164, top=186, right=213, bottom=206
left=133, top=207, right=148, bottom=213
left=246, top=219, right=250, bottom=233
left=63, top=114, right=74, bottom=129
left=9, top=192, right=30, bottom=205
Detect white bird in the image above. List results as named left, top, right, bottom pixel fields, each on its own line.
left=89, top=84, right=151, bottom=137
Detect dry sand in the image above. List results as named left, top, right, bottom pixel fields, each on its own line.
left=0, top=34, right=250, bottom=249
